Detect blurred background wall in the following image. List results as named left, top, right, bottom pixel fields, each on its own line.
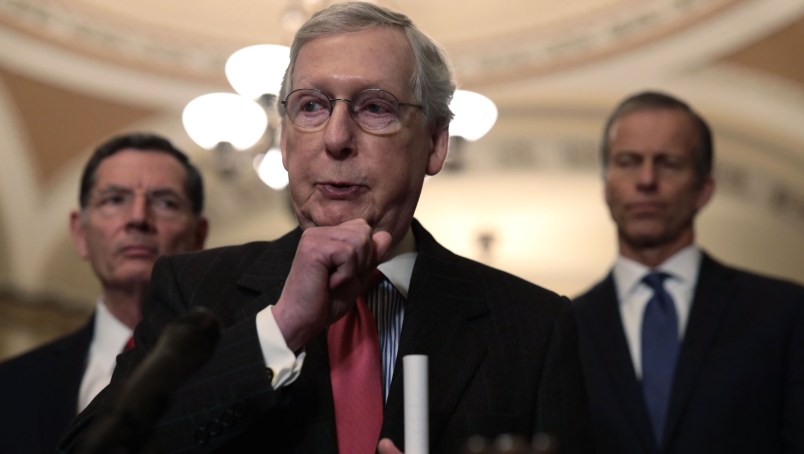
left=1, top=0, right=803, bottom=361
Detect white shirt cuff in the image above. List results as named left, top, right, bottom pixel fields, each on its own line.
left=256, top=305, right=305, bottom=389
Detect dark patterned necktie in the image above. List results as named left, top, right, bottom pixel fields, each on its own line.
left=641, top=272, right=679, bottom=447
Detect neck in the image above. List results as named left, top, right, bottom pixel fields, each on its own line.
left=386, top=226, right=416, bottom=262
left=102, top=285, right=146, bottom=329
left=619, top=232, right=694, bottom=268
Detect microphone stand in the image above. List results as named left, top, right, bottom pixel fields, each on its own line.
left=81, top=307, right=222, bottom=454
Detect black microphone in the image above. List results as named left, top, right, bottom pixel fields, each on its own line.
left=81, top=307, right=222, bottom=454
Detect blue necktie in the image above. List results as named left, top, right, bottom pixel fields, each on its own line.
left=641, top=272, right=679, bottom=447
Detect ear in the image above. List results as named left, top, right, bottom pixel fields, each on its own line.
left=69, top=210, right=90, bottom=260
left=426, top=126, right=450, bottom=176
left=696, top=175, right=715, bottom=210
left=603, top=168, right=613, bottom=206
left=194, top=217, right=209, bottom=249
left=280, top=125, right=289, bottom=171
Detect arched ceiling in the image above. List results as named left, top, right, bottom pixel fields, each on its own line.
left=0, top=0, right=802, bottom=307
left=0, top=0, right=754, bottom=85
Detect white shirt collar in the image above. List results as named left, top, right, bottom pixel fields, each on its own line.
left=93, top=298, right=134, bottom=357
left=375, top=226, right=418, bottom=298
left=611, top=245, right=702, bottom=379
left=377, top=252, right=416, bottom=298
left=613, top=245, right=701, bottom=303
left=78, top=298, right=134, bottom=411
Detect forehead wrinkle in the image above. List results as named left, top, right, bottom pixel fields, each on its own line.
left=292, top=29, right=414, bottom=98
left=94, top=153, right=187, bottom=193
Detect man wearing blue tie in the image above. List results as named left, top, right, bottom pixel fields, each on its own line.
left=573, top=91, right=804, bottom=453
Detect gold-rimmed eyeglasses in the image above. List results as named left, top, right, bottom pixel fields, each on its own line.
left=281, top=88, right=422, bottom=132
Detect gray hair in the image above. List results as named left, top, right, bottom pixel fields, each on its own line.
left=600, top=90, right=713, bottom=184
left=278, top=1, right=455, bottom=130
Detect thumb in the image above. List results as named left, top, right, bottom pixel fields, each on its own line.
left=377, top=437, right=403, bottom=454
left=372, top=230, right=394, bottom=263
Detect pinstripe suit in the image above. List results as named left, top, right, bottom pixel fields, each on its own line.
left=61, top=220, right=592, bottom=453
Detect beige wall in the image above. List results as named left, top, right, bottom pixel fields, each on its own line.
left=0, top=294, right=88, bottom=362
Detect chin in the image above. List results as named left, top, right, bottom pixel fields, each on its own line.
left=622, top=224, right=667, bottom=248
left=627, top=230, right=671, bottom=248
left=116, top=266, right=154, bottom=282
left=308, top=206, right=374, bottom=228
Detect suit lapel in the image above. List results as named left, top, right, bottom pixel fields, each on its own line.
left=232, top=228, right=340, bottom=453
left=46, top=320, right=94, bottom=436
left=663, top=253, right=735, bottom=446
left=235, top=228, right=301, bottom=296
left=581, top=276, right=657, bottom=451
left=381, top=221, right=490, bottom=448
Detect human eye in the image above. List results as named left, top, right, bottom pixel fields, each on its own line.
left=353, top=91, right=398, bottom=130
left=361, top=99, right=395, bottom=115
left=612, top=152, right=640, bottom=168
left=658, top=156, right=685, bottom=170
left=96, top=190, right=129, bottom=206
left=355, top=91, right=397, bottom=116
left=149, top=192, right=184, bottom=213
left=294, top=91, right=329, bottom=114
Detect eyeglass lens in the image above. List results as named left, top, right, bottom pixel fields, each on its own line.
left=284, top=89, right=413, bottom=131
left=89, top=188, right=189, bottom=220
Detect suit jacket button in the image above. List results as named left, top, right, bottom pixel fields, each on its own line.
left=194, top=426, right=210, bottom=444
left=220, top=410, right=236, bottom=427
left=208, top=419, right=222, bottom=436
left=231, top=402, right=246, bottom=418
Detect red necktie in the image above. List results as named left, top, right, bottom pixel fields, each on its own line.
left=328, top=272, right=384, bottom=454
left=123, top=335, right=135, bottom=352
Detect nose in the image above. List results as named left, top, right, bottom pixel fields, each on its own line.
left=636, top=161, right=658, bottom=190
left=126, top=194, right=154, bottom=231
left=323, top=100, right=356, bottom=159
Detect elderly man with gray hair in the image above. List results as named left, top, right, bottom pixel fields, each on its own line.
left=61, top=3, right=591, bottom=453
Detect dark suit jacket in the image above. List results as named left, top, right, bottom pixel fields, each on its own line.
left=0, top=318, right=93, bottom=454
left=574, top=252, right=804, bottom=454
left=61, top=220, right=592, bottom=453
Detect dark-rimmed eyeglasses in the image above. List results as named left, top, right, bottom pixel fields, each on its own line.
left=87, top=187, right=191, bottom=221
left=281, top=88, right=422, bottom=132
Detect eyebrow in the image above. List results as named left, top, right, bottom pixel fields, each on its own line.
left=95, top=185, right=184, bottom=197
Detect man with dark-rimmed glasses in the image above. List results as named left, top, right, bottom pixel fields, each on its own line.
left=0, top=132, right=207, bottom=454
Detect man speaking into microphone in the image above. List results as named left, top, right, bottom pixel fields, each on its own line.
left=61, top=3, right=592, bottom=453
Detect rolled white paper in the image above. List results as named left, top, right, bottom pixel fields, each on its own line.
left=404, top=354, right=428, bottom=454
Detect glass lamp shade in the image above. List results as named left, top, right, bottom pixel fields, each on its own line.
left=182, top=93, right=268, bottom=150
left=254, top=148, right=289, bottom=190
left=225, top=44, right=291, bottom=99
left=449, top=90, right=498, bottom=141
